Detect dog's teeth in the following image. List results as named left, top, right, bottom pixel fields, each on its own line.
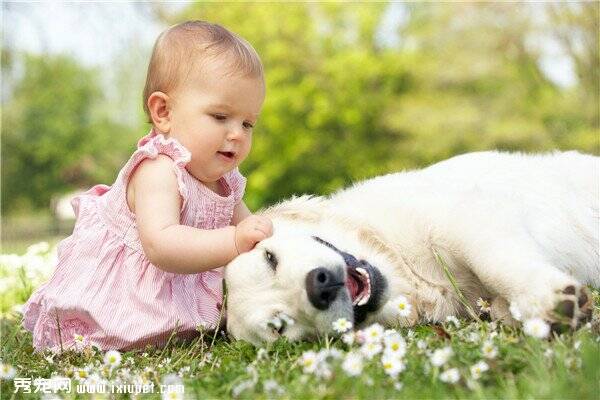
left=356, top=267, right=368, bottom=277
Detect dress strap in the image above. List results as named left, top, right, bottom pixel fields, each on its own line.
left=121, top=131, right=192, bottom=211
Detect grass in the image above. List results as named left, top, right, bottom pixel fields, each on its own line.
left=1, top=244, right=599, bottom=399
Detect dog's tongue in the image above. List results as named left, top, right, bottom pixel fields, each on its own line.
left=346, top=275, right=360, bottom=299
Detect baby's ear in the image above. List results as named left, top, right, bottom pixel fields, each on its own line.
left=147, top=91, right=171, bottom=133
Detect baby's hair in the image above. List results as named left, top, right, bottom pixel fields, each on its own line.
left=142, top=20, right=264, bottom=122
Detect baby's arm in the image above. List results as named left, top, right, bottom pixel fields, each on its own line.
left=130, top=155, right=267, bottom=274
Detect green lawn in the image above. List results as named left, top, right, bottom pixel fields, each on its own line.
left=1, top=311, right=599, bottom=399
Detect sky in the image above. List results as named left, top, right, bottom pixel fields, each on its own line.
left=3, top=2, right=577, bottom=88
left=3, top=2, right=171, bottom=67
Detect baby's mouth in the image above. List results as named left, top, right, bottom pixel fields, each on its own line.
left=217, top=151, right=236, bottom=160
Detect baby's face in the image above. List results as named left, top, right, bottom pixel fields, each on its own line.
left=167, top=59, right=265, bottom=183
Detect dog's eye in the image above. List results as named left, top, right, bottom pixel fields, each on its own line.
left=265, top=250, right=278, bottom=270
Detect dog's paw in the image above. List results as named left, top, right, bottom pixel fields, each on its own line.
left=548, top=285, right=593, bottom=333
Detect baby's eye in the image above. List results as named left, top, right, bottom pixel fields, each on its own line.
left=211, top=114, right=227, bottom=121
left=243, top=121, right=254, bottom=130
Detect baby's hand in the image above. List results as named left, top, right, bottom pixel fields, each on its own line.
left=234, top=215, right=273, bottom=254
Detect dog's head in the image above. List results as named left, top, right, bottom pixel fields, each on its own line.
left=225, top=234, right=389, bottom=344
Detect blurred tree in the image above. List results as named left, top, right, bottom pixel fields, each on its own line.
left=388, top=3, right=599, bottom=163
left=2, top=54, right=130, bottom=214
left=159, top=3, right=412, bottom=209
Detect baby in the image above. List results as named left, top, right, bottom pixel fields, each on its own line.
left=22, top=21, right=273, bottom=352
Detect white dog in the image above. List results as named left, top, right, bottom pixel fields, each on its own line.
left=225, top=151, right=598, bottom=344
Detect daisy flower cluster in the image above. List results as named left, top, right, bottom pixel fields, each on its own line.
left=297, top=322, right=409, bottom=385
left=2, top=345, right=191, bottom=400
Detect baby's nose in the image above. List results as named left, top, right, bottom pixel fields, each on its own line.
left=227, top=126, right=245, bottom=141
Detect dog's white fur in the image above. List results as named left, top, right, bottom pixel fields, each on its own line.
left=225, top=151, right=599, bottom=344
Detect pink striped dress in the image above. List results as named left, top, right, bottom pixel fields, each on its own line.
left=22, top=131, right=246, bottom=352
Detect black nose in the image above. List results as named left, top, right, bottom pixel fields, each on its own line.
left=305, top=267, right=344, bottom=310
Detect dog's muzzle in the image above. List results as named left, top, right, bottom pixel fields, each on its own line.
left=311, top=236, right=387, bottom=324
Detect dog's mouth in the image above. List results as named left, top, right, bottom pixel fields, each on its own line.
left=346, top=264, right=371, bottom=306
left=344, top=259, right=386, bottom=324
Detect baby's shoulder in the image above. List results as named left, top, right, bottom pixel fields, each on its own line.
left=127, top=154, right=181, bottom=212
left=130, top=154, right=178, bottom=186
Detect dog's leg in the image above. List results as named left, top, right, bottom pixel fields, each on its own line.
left=451, top=232, right=593, bottom=330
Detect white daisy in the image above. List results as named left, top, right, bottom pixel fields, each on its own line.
left=0, top=363, right=16, bottom=379
left=470, top=361, right=489, bottom=380
left=523, top=318, right=550, bottom=339
left=75, top=368, right=90, bottom=382
left=384, top=329, right=398, bottom=337
left=392, top=295, right=412, bottom=317
left=360, top=342, right=383, bottom=359
left=298, top=351, right=318, bottom=374
left=430, top=346, right=453, bottom=367
left=445, top=315, right=460, bottom=328
left=477, top=298, right=491, bottom=313
left=73, top=333, right=87, bottom=350
left=381, top=354, right=406, bottom=378
left=342, top=352, right=364, bottom=376
left=509, top=303, right=522, bottom=321
left=278, top=312, right=295, bottom=327
left=383, top=332, right=407, bottom=358
left=363, top=323, right=384, bottom=343
left=439, top=368, right=460, bottom=383
left=256, top=348, right=267, bottom=361
left=314, top=364, right=333, bottom=380
left=481, top=340, right=498, bottom=359
left=162, top=390, right=184, bottom=400
left=332, top=318, right=353, bottom=333
left=265, top=315, right=283, bottom=332
left=466, top=332, right=480, bottom=343
left=104, top=350, right=122, bottom=368
left=342, top=332, right=355, bottom=346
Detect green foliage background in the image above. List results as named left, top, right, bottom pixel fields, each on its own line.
left=2, top=3, right=598, bottom=215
